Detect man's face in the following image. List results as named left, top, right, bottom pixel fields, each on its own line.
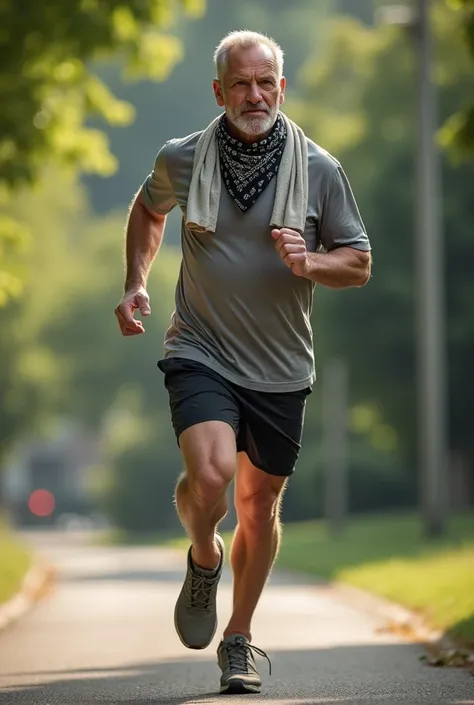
left=213, top=44, right=286, bottom=142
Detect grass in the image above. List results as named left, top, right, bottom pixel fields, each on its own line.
left=0, top=521, right=31, bottom=605
left=164, top=510, right=474, bottom=647
left=275, top=511, right=474, bottom=646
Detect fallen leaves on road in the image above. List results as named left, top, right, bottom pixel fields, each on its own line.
left=420, top=648, right=474, bottom=675
left=376, top=619, right=421, bottom=641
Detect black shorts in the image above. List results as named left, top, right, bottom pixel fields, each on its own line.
left=158, top=357, right=311, bottom=477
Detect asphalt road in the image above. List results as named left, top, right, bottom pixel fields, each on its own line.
left=0, top=530, right=472, bottom=704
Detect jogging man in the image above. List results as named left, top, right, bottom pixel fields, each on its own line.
left=115, top=30, right=371, bottom=695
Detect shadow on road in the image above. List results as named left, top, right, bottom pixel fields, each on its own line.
left=1, top=644, right=473, bottom=705
left=56, top=562, right=322, bottom=587
left=60, top=568, right=188, bottom=583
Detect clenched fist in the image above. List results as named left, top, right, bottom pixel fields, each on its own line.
left=272, top=228, right=310, bottom=278
left=115, top=286, right=151, bottom=336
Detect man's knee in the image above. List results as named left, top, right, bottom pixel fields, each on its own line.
left=185, top=457, right=235, bottom=504
left=235, top=484, right=284, bottom=528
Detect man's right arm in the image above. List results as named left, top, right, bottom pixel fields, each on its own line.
left=115, top=192, right=167, bottom=336
left=125, top=191, right=167, bottom=291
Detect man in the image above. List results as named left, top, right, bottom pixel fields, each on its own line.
left=115, top=30, right=371, bottom=695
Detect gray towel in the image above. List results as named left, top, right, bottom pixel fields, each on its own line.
left=186, top=112, right=308, bottom=234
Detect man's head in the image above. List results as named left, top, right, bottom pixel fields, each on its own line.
left=213, top=30, right=286, bottom=143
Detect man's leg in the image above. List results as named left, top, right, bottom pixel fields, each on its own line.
left=176, top=420, right=237, bottom=570
left=173, top=419, right=237, bottom=650
left=216, top=452, right=286, bottom=693
left=225, top=451, right=287, bottom=641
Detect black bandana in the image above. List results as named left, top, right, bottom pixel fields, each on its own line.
left=216, top=113, right=287, bottom=212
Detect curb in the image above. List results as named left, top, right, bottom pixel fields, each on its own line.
left=319, top=578, right=473, bottom=673
left=0, top=559, right=56, bottom=631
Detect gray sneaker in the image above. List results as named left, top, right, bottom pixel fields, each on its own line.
left=174, top=534, right=225, bottom=650
left=217, top=634, right=271, bottom=694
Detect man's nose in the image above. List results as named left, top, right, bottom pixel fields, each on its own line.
left=247, top=82, right=263, bottom=103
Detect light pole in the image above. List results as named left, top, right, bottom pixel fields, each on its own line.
left=377, top=1, right=448, bottom=537
left=322, top=358, right=348, bottom=536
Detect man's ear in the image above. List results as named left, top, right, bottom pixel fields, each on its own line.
left=279, top=76, right=286, bottom=105
left=213, top=79, right=225, bottom=107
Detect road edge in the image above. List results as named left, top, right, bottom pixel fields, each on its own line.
left=274, top=565, right=467, bottom=655
left=0, top=558, right=56, bottom=631
left=328, top=579, right=446, bottom=642
left=327, top=578, right=474, bottom=672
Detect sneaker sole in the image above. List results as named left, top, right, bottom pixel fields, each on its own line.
left=219, top=679, right=261, bottom=694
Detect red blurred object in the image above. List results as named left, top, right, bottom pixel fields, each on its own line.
left=28, top=489, right=55, bottom=517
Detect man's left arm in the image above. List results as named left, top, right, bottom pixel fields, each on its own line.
left=272, top=165, right=372, bottom=288
left=302, top=246, right=371, bottom=288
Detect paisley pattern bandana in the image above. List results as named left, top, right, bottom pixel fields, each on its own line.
left=216, top=113, right=287, bottom=212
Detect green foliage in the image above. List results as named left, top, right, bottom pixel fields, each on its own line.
left=0, top=165, right=187, bottom=534
left=2, top=0, right=473, bottom=531
left=0, top=519, right=31, bottom=604
left=0, top=165, right=181, bottom=462
left=0, top=170, right=88, bottom=463
left=289, top=0, right=474, bottom=490
left=439, top=102, right=474, bottom=158
left=0, top=211, right=29, bottom=304
left=0, top=0, right=204, bottom=306
left=443, top=0, right=474, bottom=156
left=286, top=428, right=413, bottom=523
left=0, top=0, right=204, bottom=189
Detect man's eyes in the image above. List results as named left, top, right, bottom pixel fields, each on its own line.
left=234, top=80, right=274, bottom=87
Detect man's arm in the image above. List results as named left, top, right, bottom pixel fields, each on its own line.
left=272, top=228, right=371, bottom=288
left=115, top=192, right=167, bottom=336
left=273, top=162, right=371, bottom=288
left=125, top=191, right=167, bottom=290
left=303, top=246, right=371, bottom=288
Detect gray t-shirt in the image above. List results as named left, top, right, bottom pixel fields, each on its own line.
left=141, top=124, right=370, bottom=392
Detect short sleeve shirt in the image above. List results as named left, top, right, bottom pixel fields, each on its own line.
left=141, top=128, right=370, bottom=391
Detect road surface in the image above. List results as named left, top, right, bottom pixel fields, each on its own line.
left=0, top=530, right=472, bottom=704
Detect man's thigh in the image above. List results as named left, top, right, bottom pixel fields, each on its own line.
left=237, top=386, right=311, bottom=477
left=180, top=421, right=237, bottom=482
left=158, top=357, right=240, bottom=478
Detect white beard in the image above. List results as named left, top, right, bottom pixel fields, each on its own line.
left=227, top=103, right=279, bottom=138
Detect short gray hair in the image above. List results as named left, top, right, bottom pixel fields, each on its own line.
left=214, top=30, right=284, bottom=81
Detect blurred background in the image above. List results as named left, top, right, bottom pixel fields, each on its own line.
left=0, top=0, right=473, bottom=544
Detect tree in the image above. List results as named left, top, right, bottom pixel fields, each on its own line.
left=0, top=0, right=205, bottom=190
left=0, top=0, right=205, bottom=304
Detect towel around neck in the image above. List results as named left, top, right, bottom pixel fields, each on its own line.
left=185, top=111, right=309, bottom=235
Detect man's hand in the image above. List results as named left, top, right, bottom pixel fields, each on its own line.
left=271, top=228, right=310, bottom=278
left=115, top=286, right=151, bottom=336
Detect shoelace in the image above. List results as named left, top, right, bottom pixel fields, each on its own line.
left=186, top=573, right=217, bottom=610
left=224, top=637, right=272, bottom=676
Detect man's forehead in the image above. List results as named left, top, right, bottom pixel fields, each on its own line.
left=226, top=44, right=277, bottom=75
